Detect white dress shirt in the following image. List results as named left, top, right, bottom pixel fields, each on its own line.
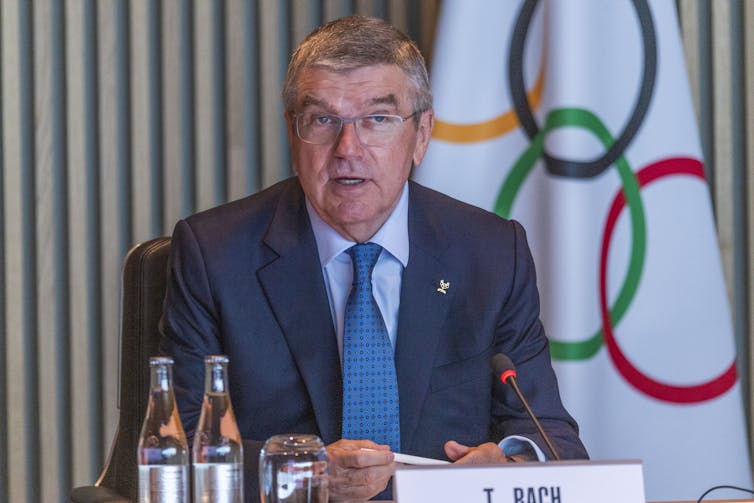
left=306, top=183, right=409, bottom=359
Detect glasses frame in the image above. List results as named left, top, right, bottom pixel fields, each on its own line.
left=293, top=111, right=419, bottom=146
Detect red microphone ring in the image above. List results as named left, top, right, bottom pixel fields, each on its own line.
left=500, top=369, right=517, bottom=383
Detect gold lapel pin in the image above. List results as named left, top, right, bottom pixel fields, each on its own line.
left=437, top=279, right=450, bottom=294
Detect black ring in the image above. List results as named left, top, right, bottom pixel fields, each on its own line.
left=508, top=0, right=657, bottom=178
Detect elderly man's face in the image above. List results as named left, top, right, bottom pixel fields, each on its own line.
left=286, top=64, right=433, bottom=242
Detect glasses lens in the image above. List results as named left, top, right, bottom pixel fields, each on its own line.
left=297, top=113, right=341, bottom=144
left=356, top=115, right=404, bottom=146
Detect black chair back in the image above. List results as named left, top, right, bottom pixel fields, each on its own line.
left=71, top=236, right=171, bottom=503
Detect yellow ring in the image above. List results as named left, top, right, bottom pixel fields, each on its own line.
left=432, top=62, right=545, bottom=143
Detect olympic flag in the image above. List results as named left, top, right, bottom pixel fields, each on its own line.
left=415, top=0, right=752, bottom=500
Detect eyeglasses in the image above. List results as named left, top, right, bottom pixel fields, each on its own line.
left=294, top=111, right=418, bottom=146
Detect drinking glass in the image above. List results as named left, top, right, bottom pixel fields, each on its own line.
left=259, top=434, right=328, bottom=503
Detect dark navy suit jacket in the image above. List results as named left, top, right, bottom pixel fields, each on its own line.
left=160, top=177, right=587, bottom=502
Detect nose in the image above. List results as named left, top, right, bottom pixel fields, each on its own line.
left=334, top=121, right=363, bottom=157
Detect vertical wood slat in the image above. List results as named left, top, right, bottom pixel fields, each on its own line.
left=67, top=0, right=102, bottom=487
left=290, top=0, right=315, bottom=50
left=3, top=0, right=25, bottom=499
left=729, top=0, right=751, bottom=424
left=212, top=0, right=228, bottom=206
left=323, top=0, right=349, bottom=22
left=42, top=0, right=71, bottom=500
left=96, top=0, right=125, bottom=468
left=84, top=0, right=104, bottom=479
left=34, top=5, right=57, bottom=499
left=0, top=0, right=6, bottom=497
left=259, top=0, right=286, bottom=189
left=163, top=0, right=183, bottom=234
left=148, top=0, right=164, bottom=237
left=115, top=1, right=132, bottom=261
left=698, top=1, right=716, bottom=195
left=711, top=0, right=735, bottom=325
left=180, top=0, right=196, bottom=217
left=56, top=0, right=72, bottom=494
left=243, top=0, right=262, bottom=196
left=277, top=1, right=292, bottom=183
left=19, top=2, right=40, bottom=503
left=740, top=2, right=754, bottom=453
left=709, top=1, right=752, bottom=429
left=194, top=0, right=216, bottom=213
left=226, top=0, right=252, bottom=201
left=131, top=0, right=153, bottom=243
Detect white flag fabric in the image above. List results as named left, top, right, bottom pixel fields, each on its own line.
left=415, top=0, right=752, bottom=500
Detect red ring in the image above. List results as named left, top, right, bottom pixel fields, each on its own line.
left=500, top=369, right=517, bottom=384
left=600, top=157, right=737, bottom=403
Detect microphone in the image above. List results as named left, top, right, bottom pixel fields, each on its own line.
left=491, top=353, right=561, bottom=461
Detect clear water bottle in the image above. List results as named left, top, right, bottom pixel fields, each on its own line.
left=193, top=355, right=244, bottom=503
left=137, top=356, right=190, bottom=503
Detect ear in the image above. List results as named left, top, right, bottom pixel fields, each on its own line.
left=284, top=111, right=296, bottom=145
left=284, top=111, right=299, bottom=174
left=412, top=109, right=434, bottom=167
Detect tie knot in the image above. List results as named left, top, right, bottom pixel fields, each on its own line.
left=348, top=242, right=382, bottom=280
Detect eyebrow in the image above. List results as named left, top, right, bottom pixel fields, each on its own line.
left=368, top=94, right=399, bottom=108
left=300, top=96, right=328, bottom=109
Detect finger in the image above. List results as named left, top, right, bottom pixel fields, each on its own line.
left=344, top=448, right=395, bottom=468
left=454, top=443, right=507, bottom=465
left=329, top=442, right=394, bottom=468
left=444, top=440, right=471, bottom=461
left=329, top=438, right=390, bottom=452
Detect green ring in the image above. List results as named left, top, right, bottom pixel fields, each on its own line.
left=494, top=108, right=646, bottom=360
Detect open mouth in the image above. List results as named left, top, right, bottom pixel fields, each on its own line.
left=335, top=177, right=366, bottom=185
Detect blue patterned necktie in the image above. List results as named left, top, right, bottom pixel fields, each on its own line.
left=341, top=242, right=401, bottom=452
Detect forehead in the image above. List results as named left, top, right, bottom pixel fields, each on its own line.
left=294, top=64, right=413, bottom=112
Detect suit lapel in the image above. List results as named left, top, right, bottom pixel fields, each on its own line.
left=257, top=181, right=342, bottom=444
left=395, top=182, right=453, bottom=451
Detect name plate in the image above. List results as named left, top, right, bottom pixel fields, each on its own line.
left=394, top=460, right=644, bottom=503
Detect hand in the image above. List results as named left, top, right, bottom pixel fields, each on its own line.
left=444, top=440, right=508, bottom=465
left=326, top=439, right=395, bottom=502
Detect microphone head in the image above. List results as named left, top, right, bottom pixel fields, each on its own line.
left=491, top=353, right=517, bottom=384
left=490, top=353, right=561, bottom=460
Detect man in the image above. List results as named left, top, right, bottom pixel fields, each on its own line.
left=160, top=15, right=587, bottom=502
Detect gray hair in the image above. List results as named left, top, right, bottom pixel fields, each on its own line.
left=282, top=16, right=432, bottom=115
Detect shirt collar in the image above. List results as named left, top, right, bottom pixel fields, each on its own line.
left=306, top=182, right=410, bottom=268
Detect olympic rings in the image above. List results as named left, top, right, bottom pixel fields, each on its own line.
left=508, top=0, right=656, bottom=178
left=495, top=107, right=736, bottom=403
left=433, top=0, right=736, bottom=404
